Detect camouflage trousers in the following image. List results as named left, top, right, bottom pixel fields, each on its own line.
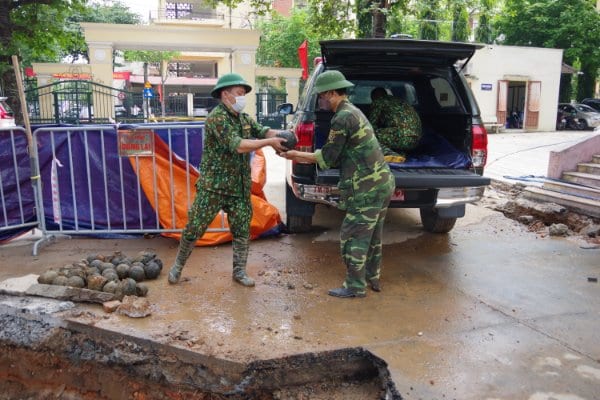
left=178, top=187, right=252, bottom=275
left=340, top=177, right=394, bottom=293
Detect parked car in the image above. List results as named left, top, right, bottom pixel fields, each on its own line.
left=557, top=103, right=600, bottom=130
left=0, top=97, right=16, bottom=127
left=278, top=39, right=491, bottom=234
left=581, top=98, right=600, bottom=113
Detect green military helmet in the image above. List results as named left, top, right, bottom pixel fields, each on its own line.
left=211, top=73, right=252, bottom=98
left=312, top=70, right=354, bottom=94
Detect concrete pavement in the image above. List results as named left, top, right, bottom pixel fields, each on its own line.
left=484, top=129, right=599, bottom=185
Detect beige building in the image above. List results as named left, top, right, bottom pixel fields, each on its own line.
left=465, top=44, right=563, bottom=132
left=30, top=0, right=303, bottom=121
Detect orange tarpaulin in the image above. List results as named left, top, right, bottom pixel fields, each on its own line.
left=129, top=133, right=282, bottom=246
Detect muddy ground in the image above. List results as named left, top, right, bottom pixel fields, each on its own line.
left=1, top=181, right=599, bottom=400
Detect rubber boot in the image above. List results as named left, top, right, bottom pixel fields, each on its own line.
left=232, top=237, right=255, bottom=287
left=168, top=237, right=195, bottom=284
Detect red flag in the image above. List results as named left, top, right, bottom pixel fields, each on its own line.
left=298, top=39, right=308, bottom=80
left=158, top=83, right=163, bottom=103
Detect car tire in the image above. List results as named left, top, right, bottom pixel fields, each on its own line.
left=578, top=120, right=588, bottom=130
left=286, top=215, right=312, bottom=233
left=285, top=183, right=314, bottom=233
left=420, top=207, right=457, bottom=233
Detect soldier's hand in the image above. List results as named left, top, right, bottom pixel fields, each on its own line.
left=270, top=136, right=288, bottom=153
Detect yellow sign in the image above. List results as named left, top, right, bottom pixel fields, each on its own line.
left=144, top=81, right=152, bottom=88
left=117, top=129, right=155, bottom=157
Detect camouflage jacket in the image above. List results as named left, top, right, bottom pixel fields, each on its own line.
left=197, top=103, right=269, bottom=197
left=315, top=99, right=394, bottom=210
left=369, top=95, right=422, bottom=152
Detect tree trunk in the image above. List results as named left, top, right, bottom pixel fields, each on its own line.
left=577, top=61, right=599, bottom=100
left=372, top=0, right=388, bottom=38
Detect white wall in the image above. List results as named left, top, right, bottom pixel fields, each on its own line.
left=466, top=44, right=563, bottom=131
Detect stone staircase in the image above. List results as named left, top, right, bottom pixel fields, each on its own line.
left=523, top=155, right=600, bottom=218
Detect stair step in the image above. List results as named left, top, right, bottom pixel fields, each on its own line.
left=542, top=180, right=600, bottom=201
left=522, top=186, right=600, bottom=218
left=592, top=155, right=600, bottom=164
left=577, top=163, right=600, bottom=175
left=561, top=172, right=600, bottom=189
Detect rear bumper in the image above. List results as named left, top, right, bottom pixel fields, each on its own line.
left=288, top=179, right=487, bottom=209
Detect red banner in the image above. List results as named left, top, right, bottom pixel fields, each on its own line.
left=298, top=39, right=308, bottom=80
left=113, top=71, right=131, bottom=80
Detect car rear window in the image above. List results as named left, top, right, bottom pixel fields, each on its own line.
left=348, top=80, right=419, bottom=107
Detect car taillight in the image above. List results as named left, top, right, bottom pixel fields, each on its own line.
left=295, top=121, right=314, bottom=151
left=293, top=121, right=315, bottom=164
left=471, top=124, right=488, bottom=168
left=0, top=110, right=6, bottom=119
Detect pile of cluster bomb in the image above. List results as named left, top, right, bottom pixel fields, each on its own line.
left=37, top=250, right=163, bottom=299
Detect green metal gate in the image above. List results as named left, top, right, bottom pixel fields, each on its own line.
left=256, top=91, right=287, bottom=129
left=24, top=80, right=159, bottom=125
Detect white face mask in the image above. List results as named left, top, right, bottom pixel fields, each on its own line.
left=232, top=95, right=246, bottom=113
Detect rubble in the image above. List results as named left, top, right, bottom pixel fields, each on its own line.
left=482, top=181, right=600, bottom=243
left=117, top=295, right=152, bottom=318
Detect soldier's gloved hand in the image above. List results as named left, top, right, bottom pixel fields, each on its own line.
left=384, top=154, right=406, bottom=163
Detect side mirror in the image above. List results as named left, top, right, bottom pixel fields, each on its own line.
left=277, top=103, right=294, bottom=115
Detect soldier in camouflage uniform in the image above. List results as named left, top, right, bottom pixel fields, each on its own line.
left=369, top=87, right=422, bottom=162
left=281, top=71, right=395, bottom=298
left=168, top=73, right=288, bottom=287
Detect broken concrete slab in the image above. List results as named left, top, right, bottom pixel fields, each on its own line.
left=0, top=295, right=74, bottom=315
left=25, top=284, right=115, bottom=304
left=0, top=274, right=40, bottom=295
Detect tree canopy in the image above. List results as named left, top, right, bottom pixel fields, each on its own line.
left=256, top=9, right=330, bottom=72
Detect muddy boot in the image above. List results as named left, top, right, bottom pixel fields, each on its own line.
left=232, top=237, right=254, bottom=287
left=168, top=237, right=195, bottom=284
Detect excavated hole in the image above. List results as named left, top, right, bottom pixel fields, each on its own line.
left=0, top=302, right=401, bottom=400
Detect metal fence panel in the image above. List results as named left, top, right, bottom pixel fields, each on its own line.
left=256, top=92, right=287, bottom=129
left=0, top=127, right=38, bottom=241
left=31, top=124, right=228, bottom=254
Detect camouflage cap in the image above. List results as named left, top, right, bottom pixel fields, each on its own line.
left=211, top=73, right=252, bottom=98
left=312, top=70, right=354, bottom=94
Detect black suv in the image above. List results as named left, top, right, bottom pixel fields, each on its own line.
left=280, top=39, right=491, bottom=233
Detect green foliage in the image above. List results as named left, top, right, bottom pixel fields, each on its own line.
left=496, top=0, right=600, bottom=99
left=306, top=0, right=355, bottom=38
left=203, top=0, right=272, bottom=16
left=418, top=0, right=440, bottom=40
left=75, top=1, right=142, bottom=24
left=356, top=0, right=374, bottom=38
left=451, top=1, right=470, bottom=42
left=255, top=9, right=333, bottom=71
left=1, top=1, right=87, bottom=67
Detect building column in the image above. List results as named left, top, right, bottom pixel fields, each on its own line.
left=87, top=42, right=114, bottom=120
left=285, top=77, right=300, bottom=109
left=231, top=49, right=258, bottom=117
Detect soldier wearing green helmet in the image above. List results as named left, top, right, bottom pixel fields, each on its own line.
left=168, top=73, right=289, bottom=287
left=281, top=70, right=395, bottom=298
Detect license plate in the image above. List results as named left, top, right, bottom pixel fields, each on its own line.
left=391, top=188, right=404, bottom=201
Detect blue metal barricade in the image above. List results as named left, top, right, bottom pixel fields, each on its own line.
left=30, top=123, right=228, bottom=255
left=0, top=126, right=39, bottom=241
